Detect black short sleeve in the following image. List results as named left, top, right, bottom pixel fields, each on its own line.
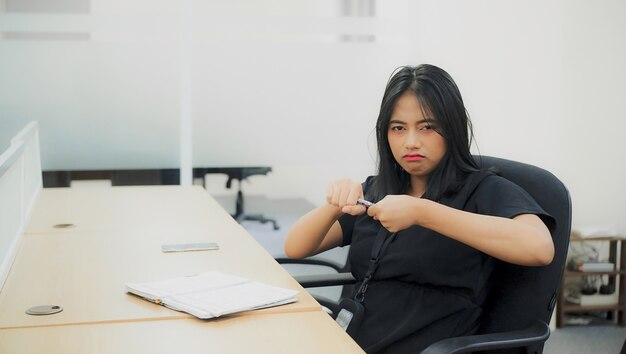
left=338, top=213, right=356, bottom=246
left=467, top=174, right=555, bottom=232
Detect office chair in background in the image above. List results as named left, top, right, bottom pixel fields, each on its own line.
left=285, top=156, right=572, bottom=354
left=193, top=167, right=279, bottom=230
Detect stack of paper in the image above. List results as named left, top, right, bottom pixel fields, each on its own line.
left=579, top=262, right=614, bottom=272
left=572, top=226, right=619, bottom=239
left=565, top=292, right=619, bottom=306
left=126, top=271, right=299, bottom=319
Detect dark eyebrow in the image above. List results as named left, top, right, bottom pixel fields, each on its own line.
left=389, top=118, right=436, bottom=125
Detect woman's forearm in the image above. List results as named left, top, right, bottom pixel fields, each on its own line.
left=417, top=199, right=554, bottom=266
left=284, top=204, right=344, bottom=259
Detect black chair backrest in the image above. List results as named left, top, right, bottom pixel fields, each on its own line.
left=475, top=156, right=572, bottom=337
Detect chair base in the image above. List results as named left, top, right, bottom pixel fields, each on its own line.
left=236, top=213, right=279, bottom=230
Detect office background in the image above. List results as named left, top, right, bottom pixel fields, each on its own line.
left=1, top=1, right=625, bottom=242
left=1, top=1, right=626, bottom=352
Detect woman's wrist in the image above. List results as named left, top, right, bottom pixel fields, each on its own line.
left=322, top=203, right=345, bottom=219
left=412, top=197, right=431, bottom=227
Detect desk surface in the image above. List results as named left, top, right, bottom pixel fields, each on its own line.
left=0, top=186, right=321, bottom=329
left=24, top=186, right=226, bottom=234
left=0, top=311, right=365, bottom=354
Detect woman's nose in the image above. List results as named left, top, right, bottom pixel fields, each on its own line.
left=404, top=130, right=421, bottom=148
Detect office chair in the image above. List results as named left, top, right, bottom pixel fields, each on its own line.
left=275, top=256, right=355, bottom=315
left=287, top=156, right=572, bottom=354
left=193, top=167, right=279, bottom=230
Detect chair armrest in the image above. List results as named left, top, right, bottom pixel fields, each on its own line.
left=310, top=295, right=344, bottom=316
left=275, top=257, right=345, bottom=273
left=294, top=272, right=357, bottom=288
left=420, top=320, right=550, bottom=354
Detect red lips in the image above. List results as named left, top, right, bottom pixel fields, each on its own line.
left=403, top=154, right=424, bottom=161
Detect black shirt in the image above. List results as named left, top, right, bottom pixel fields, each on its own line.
left=338, top=171, right=553, bottom=353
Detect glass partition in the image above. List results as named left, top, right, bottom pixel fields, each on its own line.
left=0, top=141, right=25, bottom=289
left=190, top=0, right=410, bottom=200
left=0, top=0, right=411, bottom=201
left=11, top=122, right=42, bottom=219
left=0, top=0, right=180, bottom=171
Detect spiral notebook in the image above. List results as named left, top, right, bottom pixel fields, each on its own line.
left=126, top=271, right=299, bottom=319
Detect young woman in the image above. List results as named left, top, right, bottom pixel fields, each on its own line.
left=284, top=64, right=555, bottom=353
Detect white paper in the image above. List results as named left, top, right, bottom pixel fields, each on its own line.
left=126, top=271, right=298, bottom=319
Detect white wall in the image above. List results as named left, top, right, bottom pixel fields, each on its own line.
left=401, top=0, right=626, bottom=234
left=560, top=0, right=626, bottom=233
left=1, top=0, right=625, bottom=233
left=407, top=0, right=564, bottom=170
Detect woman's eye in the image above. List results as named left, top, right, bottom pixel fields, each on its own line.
left=420, top=124, right=435, bottom=131
left=390, top=126, right=404, bottom=131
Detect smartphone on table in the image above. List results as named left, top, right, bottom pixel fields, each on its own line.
left=161, top=242, right=219, bottom=253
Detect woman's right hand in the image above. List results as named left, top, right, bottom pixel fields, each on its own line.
left=326, top=179, right=367, bottom=216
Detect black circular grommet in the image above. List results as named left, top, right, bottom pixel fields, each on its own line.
left=53, top=223, right=76, bottom=229
left=26, top=305, right=63, bottom=315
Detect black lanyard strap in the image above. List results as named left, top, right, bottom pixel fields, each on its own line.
left=354, top=228, right=397, bottom=303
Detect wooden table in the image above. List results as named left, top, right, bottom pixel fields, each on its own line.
left=24, top=186, right=234, bottom=234
left=0, top=186, right=321, bottom=329
left=0, top=311, right=362, bottom=354
left=0, top=186, right=363, bottom=353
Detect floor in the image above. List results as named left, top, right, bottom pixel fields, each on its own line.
left=216, top=194, right=626, bottom=354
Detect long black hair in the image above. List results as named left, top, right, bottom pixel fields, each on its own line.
left=368, top=64, right=478, bottom=202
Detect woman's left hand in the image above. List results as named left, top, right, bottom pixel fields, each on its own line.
left=367, top=195, right=421, bottom=232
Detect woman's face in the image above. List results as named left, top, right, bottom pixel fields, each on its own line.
left=387, top=91, right=446, bottom=183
